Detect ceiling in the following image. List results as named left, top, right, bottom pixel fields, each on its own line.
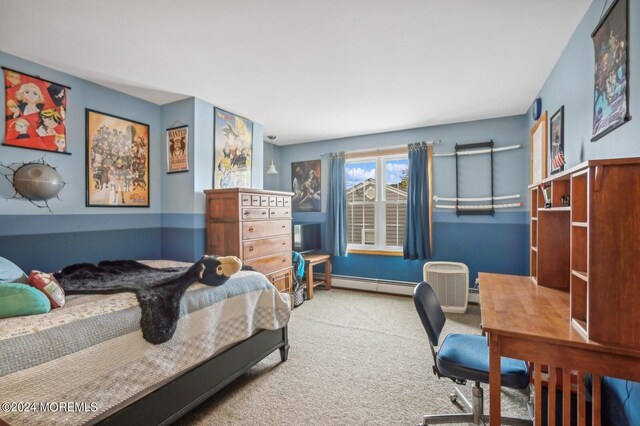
left=0, top=0, right=591, bottom=145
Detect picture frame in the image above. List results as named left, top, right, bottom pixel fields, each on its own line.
left=591, top=0, right=631, bottom=142
left=3, top=67, right=71, bottom=154
left=166, top=125, right=189, bottom=173
left=291, top=160, right=321, bottom=212
left=213, top=108, right=253, bottom=189
left=530, top=111, right=548, bottom=184
left=86, top=109, right=150, bottom=207
left=549, top=106, right=565, bottom=175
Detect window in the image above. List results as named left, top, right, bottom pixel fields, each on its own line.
left=345, top=155, right=408, bottom=251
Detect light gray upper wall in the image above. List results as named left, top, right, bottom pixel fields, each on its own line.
left=0, top=50, right=162, bottom=216
left=273, top=114, right=530, bottom=217
left=527, top=0, right=639, bottom=165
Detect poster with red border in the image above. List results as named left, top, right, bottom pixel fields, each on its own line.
left=4, top=68, right=70, bottom=154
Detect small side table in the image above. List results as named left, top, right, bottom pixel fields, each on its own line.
left=301, top=253, right=331, bottom=299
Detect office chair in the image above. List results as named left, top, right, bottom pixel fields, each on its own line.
left=413, top=281, right=533, bottom=425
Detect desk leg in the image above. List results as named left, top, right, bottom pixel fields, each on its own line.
left=324, top=259, right=331, bottom=290
left=307, top=264, right=314, bottom=299
left=489, top=334, right=501, bottom=426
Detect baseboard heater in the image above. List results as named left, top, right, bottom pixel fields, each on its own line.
left=322, top=273, right=481, bottom=302
left=324, top=274, right=416, bottom=296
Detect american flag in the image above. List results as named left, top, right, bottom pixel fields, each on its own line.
left=552, top=150, right=565, bottom=170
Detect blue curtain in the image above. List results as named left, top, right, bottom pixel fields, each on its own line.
left=326, top=152, right=347, bottom=256
left=403, top=142, right=431, bottom=260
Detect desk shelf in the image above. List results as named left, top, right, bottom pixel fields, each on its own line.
left=530, top=158, right=640, bottom=350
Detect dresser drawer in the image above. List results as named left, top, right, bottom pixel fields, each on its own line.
left=251, top=195, right=261, bottom=206
left=243, top=220, right=290, bottom=239
left=276, top=197, right=284, bottom=207
left=243, top=236, right=291, bottom=260
left=260, top=195, right=269, bottom=207
left=270, top=208, right=291, bottom=219
left=240, top=193, right=252, bottom=206
left=269, top=197, right=277, bottom=207
left=242, top=208, right=269, bottom=220
left=283, top=197, right=291, bottom=207
left=244, top=252, right=291, bottom=275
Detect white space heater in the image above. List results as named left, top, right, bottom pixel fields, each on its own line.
left=423, top=261, right=469, bottom=313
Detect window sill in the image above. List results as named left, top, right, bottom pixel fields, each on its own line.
left=347, top=248, right=404, bottom=257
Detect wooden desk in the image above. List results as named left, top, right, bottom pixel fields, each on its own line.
left=479, top=273, right=640, bottom=426
left=302, top=253, right=331, bottom=299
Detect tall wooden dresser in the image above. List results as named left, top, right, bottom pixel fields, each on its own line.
left=204, top=188, right=294, bottom=298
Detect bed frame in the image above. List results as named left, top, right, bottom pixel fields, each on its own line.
left=94, top=326, right=289, bottom=425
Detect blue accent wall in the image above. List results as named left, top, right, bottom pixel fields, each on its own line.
left=526, top=0, right=640, bottom=401
left=0, top=51, right=264, bottom=271
left=527, top=0, right=640, bottom=163
left=273, top=115, right=531, bottom=284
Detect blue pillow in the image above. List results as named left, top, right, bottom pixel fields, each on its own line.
left=0, top=283, right=51, bottom=318
left=0, top=256, right=29, bottom=284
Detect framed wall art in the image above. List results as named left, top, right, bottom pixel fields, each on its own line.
left=86, top=109, right=150, bottom=207
left=3, top=67, right=70, bottom=154
left=591, top=0, right=630, bottom=141
left=166, top=125, right=189, bottom=173
left=530, top=111, right=547, bottom=184
left=291, top=159, right=321, bottom=212
left=213, top=108, right=253, bottom=189
left=549, top=106, right=565, bottom=174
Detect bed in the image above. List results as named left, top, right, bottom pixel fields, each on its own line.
left=0, top=261, right=291, bottom=426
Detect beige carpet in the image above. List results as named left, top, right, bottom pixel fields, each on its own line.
left=176, top=288, right=529, bottom=425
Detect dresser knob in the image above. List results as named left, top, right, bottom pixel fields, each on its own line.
left=244, top=211, right=249, bottom=215
left=248, top=227, right=254, bottom=232
left=261, top=211, right=267, bottom=215
left=281, top=225, right=286, bottom=228
left=249, top=246, right=254, bottom=251
left=281, top=259, right=286, bottom=263
left=282, top=242, right=286, bottom=245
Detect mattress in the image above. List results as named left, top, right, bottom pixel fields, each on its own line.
left=0, top=261, right=290, bottom=426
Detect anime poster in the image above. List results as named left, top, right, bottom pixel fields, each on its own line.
left=3, top=68, right=69, bottom=153
left=591, top=0, right=629, bottom=141
left=291, top=160, right=321, bottom=212
left=213, top=108, right=253, bottom=188
left=86, top=109, right=150, bottom=207
left=167, top=126, right=189, bottom=173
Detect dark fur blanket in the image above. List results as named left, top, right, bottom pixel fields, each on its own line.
left=54, top=257, right=243, bottom=344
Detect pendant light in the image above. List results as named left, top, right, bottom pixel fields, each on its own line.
left=266, top=135, right=279, bottom=175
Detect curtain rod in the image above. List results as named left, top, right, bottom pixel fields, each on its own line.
left=320, top=139, right=440, bottom=158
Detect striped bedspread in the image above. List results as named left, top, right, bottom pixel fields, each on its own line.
left=0, top=261, right=290, bottom=426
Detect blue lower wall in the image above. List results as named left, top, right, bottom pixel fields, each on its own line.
left=0, top=228, right=161, bottom=272
left=331, top=220, right=528, bottom=283
left=0, top=213, right=206, bottom=272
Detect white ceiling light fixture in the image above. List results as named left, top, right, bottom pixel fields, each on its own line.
left=266, top=136, right=279, bottom=175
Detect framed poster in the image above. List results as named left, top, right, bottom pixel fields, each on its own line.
left=530, top=111, right=548, bottom=184
left=3, top=67, right=70, bottom=154
left=213, top=108, right=253, bottom=188
left=167, top=125, right=189, bottom=173
left=591, top=0, right=630, bottom=141
left=291, top=160, right=321, bottom=212
left=549, top=106, right=565, bottom=174
left=86, top=109, right=150, bottom=207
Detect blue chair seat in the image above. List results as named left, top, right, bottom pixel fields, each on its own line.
left=436, top=333, right=530, bottom=389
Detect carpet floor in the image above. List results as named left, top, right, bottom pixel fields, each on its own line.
left=176, top=288, right=529, bottom=425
